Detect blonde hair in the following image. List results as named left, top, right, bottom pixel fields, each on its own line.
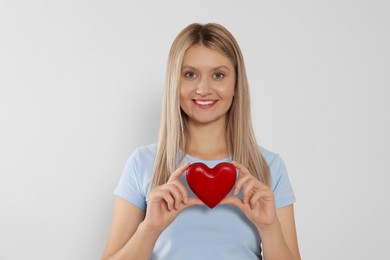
left=150, top=23, right=271, bottom=189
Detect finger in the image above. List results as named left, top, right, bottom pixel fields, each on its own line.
left=160, top=183, right=185, bottom=210
left=249, top=190, right=263, bottom=210
left=173, top=181, right=189, bottom=204
left=185, top=197, right=204, bottom=207
left=168, top=162, right=190, bottom=182
left=220, top=195, right=243, bottom=207
left=232, top=161, right=252, bottom=195
left=254, top=178, right=269, bottom=190
left=250, top=189, right=274, bottom=209
left=242, top=179, right=257, bottom=203
left=232, top=161, right=251, bottom=176
left=158, top=190, right=175, bottom=211
left=175, top=197, right=205, bottom=212
left=166, top=163, right=191, bottom=204
left=220, top=196, right=251, bottom=212
left=233, top=175, right=252, bottom=195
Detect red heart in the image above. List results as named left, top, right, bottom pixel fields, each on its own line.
left=186, top=162, right=237, bottom=208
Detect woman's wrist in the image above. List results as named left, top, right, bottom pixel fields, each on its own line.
left=138, top=221, right=164, bottom=239
left=256, top=218, right=281, bottom=235
left=257, top=218, right=297, bottom=260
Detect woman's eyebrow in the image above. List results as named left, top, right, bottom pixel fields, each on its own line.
left=214, top=65, right=231, bottom=71
left=181, top=65, right=195, bottom=70
left=181, top=65, right=231, bottom=71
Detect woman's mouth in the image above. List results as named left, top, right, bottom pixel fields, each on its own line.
left=193, top=99, right=218, bottom=108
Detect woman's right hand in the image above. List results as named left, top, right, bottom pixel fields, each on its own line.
left=143, top=163, right=203, bottom=233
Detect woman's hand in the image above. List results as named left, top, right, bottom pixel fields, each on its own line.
left=143, top=163, right=203, bottom=233
left=221, top=161, right=277, bottom=229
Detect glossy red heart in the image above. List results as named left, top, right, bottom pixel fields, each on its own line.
left=186, top=162, right=237, bottom=208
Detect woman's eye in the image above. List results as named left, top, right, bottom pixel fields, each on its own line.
left=184, top=71, right=196, bottom=79
left=213, top=73, right=225, bottom=79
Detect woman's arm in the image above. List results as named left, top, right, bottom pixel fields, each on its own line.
left=222, top=161, right=301, bottom=260
left=102, top=197, right=160, bottom=260
left=102, top=163, right=203, bottom=259
left=259, top=205, right=301, bottom=260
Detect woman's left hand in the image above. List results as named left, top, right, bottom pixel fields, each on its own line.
left=220, top=161, right=277, bottom=229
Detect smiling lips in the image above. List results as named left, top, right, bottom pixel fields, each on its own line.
left=193, top=99, right=218, bottom=108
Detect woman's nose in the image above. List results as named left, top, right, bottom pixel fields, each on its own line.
left=195, top=78, right=211, bottom=96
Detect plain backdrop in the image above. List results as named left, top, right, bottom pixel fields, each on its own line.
left=1, top=1, right=389, bottom=259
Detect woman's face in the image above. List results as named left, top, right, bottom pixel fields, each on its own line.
left=179, top=45, right=236, bottom=126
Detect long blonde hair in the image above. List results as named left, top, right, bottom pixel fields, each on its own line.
left=150, top=23, right=270, bottom=189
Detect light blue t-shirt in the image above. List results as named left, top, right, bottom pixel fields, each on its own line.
left=114, top=143, right=296, bottom=260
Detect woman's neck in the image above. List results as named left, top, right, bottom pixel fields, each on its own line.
left=186, top=119, right=229, bottom=160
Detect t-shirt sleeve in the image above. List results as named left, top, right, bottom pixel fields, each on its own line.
left=269, top=154, right=296, bottom=208
left=114, top=151, right=147, bottom=211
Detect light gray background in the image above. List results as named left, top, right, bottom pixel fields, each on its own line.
left=1, top=1, right=389, bottom=259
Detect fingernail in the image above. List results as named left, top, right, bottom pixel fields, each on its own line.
left=183, top=196, right=188, bottom=204
left=234, top=188, right=238, bottom=195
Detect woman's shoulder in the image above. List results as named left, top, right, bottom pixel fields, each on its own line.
left=259, top=146, right=296, bottom=207
left=132, top=143, right=157, bottom=155
left=259, top=146, right=284, bottom=166
left=259, top=146, right=289, bottom=179
left=130, top=143, right=157, bottom=157
left=126, top=143, right=157, bottom=166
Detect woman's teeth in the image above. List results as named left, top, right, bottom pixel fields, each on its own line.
left=195, top=100, right=214, bottom=105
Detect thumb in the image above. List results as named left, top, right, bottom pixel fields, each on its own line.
left=220, top=195, right=244, bottom=208
left=168, top=162, right=190, bottom=182
left=180, top=197, right=205, bottom=210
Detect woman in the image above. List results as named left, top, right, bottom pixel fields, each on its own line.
left=102, top=23, right=301, bottom=260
